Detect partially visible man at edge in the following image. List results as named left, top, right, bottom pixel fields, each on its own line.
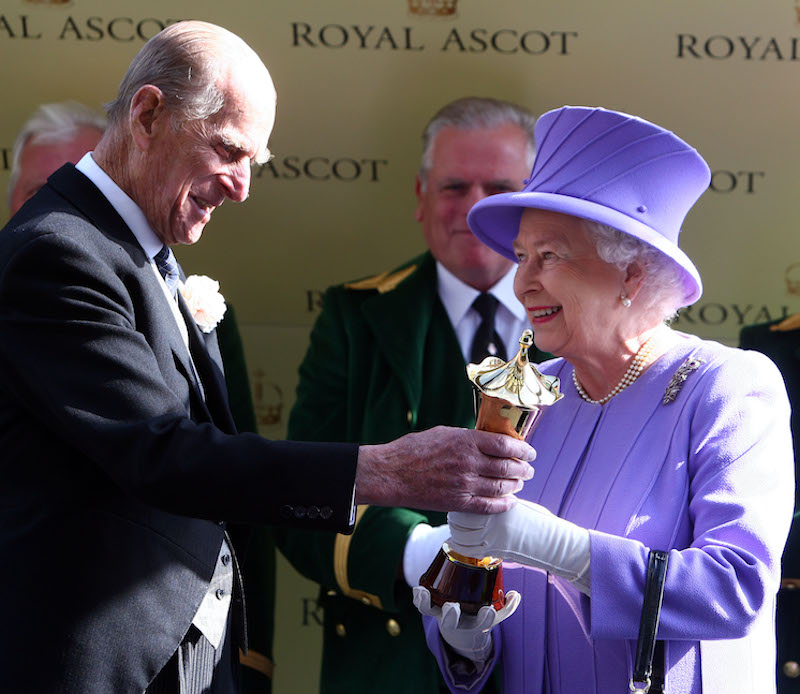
left=276, top=97, right=547, bottom=694
left=6, top=99, right=274, bottom=692
left=7, top=101, right=105, bottom=216
left=0, top=22, right=535, bottom=694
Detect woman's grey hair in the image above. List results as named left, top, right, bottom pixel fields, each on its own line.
left=105, top=21, right=252, bottom=130
left=419, top=97, right=537, bottom=190
left=7, top=101, right=106, bottom=208
left=584, top=220, right=687, bottom=320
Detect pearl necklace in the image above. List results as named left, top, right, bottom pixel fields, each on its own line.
left=572, top=332, right=660, bottom=405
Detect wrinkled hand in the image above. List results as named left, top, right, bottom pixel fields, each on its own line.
left=412, top=585, right=520, bottom=662
left=448, top=499, right=592, bottom=593
left=356, top=426, right=535, bottom=514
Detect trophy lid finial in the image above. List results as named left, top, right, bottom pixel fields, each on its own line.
left=467, top=329, right=562, bottom=409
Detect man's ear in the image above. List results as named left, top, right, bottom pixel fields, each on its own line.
left=129, top=85, right=168, bottom=151
left=414, top=174, right=425, bottom=223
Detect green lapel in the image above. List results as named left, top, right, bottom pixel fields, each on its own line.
left=359, top=253, right=435, bottom=415
left=359, top=253, right=475, bottom=430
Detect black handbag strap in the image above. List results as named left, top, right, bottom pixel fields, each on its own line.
left=630, top=549, right=669, bottom=693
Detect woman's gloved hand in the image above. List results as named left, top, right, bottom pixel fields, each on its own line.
left=412, top=585, right=521, bottom=663
left=448, top=499, right=592, bottom=595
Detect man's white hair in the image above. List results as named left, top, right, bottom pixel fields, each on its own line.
left=104, top=20, right=275, bottom=164
left=419, top=96, right=537, bottom=190
left=7, top=101, right=106, bottom=207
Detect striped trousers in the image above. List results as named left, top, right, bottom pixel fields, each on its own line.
left=146, top=621, right=237, bottom=694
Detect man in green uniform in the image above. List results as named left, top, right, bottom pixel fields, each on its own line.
left=277, top=97, right=547, bottom=693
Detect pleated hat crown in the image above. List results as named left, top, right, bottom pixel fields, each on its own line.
left=467, top=106, right=711, bottom=304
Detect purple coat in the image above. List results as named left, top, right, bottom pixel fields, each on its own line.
left=426, top=333, right=794, bottom=693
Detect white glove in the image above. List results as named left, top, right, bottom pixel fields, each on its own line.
left=402, top=523, right=451, bottom=588
left=448, top=499, right=592, bottom=595
left=412, top=585, right=520, bottom=663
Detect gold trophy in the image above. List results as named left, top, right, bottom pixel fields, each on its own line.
left=419, top=329, right=563, bottom=615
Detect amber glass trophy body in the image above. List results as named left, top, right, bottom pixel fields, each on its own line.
left=419, top=330, right=562, bottom=615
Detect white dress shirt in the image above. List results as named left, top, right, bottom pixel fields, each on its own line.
left=435, top=262, right=529, bottom=363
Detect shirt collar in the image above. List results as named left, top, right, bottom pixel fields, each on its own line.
left=436, top=261, right=525, bottom=325
left=75, top=152, right=163, bottom=260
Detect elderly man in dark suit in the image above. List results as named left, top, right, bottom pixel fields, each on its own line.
left=0, top=21, right=534, bottom=694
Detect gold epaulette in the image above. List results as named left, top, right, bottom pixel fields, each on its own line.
left=344, top=264, right=417, bottom=294
left=771, top=313, right=800, bottom=332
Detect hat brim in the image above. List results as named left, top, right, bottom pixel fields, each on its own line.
left=467, top=191, right=703, bottom=305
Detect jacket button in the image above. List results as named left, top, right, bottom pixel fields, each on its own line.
left=307, top=505, right=320, bottom=519
left=279, top=505, right=293, bottom=520
left=294, top=506, right=307, bottom=519
left=335, top=623, right=347, bottom=638
left=784, top=661, right=800, bottom=678
left=386, top=619, right=401, bottom=637
left=320, top=506, right=333, bottom=520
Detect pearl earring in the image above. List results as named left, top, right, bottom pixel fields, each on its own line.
left=620, top=293, right=632, bottom=308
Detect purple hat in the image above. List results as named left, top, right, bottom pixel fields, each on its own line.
left=467, top=106, right=710, bottom=305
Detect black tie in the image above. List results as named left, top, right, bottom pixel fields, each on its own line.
left=470, top=293, right=507, bottom=364
left=154, top=245, right=180, bottom=298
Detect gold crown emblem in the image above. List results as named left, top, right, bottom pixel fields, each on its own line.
left=408, top=0, right=457, bottom=17
left=252, top=370, right=284, bottom=429
left=785, top=263, right=800, bottom=296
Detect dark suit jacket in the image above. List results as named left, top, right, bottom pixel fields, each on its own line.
left=0, top=164, right=357, bottom=694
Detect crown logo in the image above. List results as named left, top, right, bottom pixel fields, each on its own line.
left=785, top=263, right=800, bottom=296
left=408, top=0, right=457, bottom=17
left=252, top=369, right=284, bottom=429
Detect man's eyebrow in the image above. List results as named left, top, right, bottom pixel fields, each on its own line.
left=436, top=177, right=518, bottom=187
left=218, top=131, right=248, bottom=152
left=217, top=130, right=271, bottom=165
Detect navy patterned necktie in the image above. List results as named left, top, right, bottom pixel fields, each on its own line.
left=154, top=245, right=180, bottom=298
left=470, top=293, right=507, bottom=364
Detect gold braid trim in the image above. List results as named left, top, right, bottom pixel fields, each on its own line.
left=344, top=265, right=417, bottom=294
left=239, top=648, right=274, bottom=679
left=333, top=505, right=383, bottom=609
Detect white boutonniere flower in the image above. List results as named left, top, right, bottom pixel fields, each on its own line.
left=179, top=275, right=227, bottom=333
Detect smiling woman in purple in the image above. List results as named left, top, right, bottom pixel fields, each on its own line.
left=415, top=106, right=794, bottom=694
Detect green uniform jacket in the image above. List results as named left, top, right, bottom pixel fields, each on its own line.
left=276, top=252, right=479, bottom=694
